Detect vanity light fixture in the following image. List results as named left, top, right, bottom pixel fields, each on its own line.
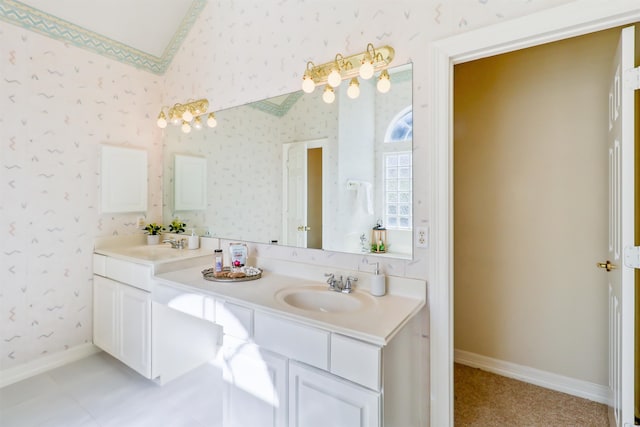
left=377, top=70, right=391, bottom=94
left=301, top=43, right=394, bottom=103
left=322, top=85, right=336, bottom=104
left=347, top=77, right=360, bottom=99
left=156, top=98, right=217, bottom=133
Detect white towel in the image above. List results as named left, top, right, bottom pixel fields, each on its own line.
left=361, top=182, right=373, bottom=215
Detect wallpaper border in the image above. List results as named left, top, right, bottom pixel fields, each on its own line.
left=0, top=0, right=206, bottom=75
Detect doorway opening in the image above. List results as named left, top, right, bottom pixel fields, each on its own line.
left=282, top=139, right=327, bottom=249
left=428, top=4, right=640, bottom=426
left=452, top=26, right=620, bottom=422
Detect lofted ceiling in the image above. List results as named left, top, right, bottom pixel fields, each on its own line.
left=0, top=0, right=206, bottom=74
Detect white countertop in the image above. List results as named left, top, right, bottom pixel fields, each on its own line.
left=94, top=237, right=425, bottom=347
left=95, top=245, right=214, bottom=265
left=154, top=265, right=425, bottom=346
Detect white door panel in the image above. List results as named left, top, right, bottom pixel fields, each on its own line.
left=605, top=25, right=636, bottom=427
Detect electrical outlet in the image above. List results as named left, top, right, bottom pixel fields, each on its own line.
left=136, top=216, right=145, bottom=228
left=416, top=226, right=428, bottom=248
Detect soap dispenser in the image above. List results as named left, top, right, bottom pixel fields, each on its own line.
left=188, top=228, right=199, bottom=250
left=370, top=262, right=386, bottom=297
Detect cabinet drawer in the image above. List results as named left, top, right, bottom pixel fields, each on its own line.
left=105, top=257, right=151, bottom=291
left=331, top=334, right=381, bottom=391
left=216, top=300, right=253, bottom=340
left=254, top=312, right=329, bottom=370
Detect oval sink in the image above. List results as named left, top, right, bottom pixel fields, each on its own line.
left=276, top=285, right=373, bottom=313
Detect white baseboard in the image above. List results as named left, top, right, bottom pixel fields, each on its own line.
left=454, top=349, right=609, bottom=405
left=0, top=343, right=101, bottom=388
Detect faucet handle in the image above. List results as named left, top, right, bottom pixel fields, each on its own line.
left=343, top=276, right=358, bottom=293
left=324, top=273, right=335, bottom=285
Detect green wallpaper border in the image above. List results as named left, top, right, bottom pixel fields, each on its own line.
left=0, top=0, right=206, bottom=75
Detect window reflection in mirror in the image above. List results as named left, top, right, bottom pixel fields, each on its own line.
left=162, top=63, right=413, bottom=259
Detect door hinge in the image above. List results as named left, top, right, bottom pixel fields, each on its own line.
left=624, top=66, right=640, bottom=91
left=623, top=246, right=640, bottom=269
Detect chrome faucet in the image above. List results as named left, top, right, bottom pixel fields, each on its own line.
left=343, top=276, right=358, bottom=293
left=163, top=238, right=186, bottom=249
left=324, top=273, right=357, bottom=294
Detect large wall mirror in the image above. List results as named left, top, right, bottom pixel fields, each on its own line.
left=163, top=63, right=413, bottom=259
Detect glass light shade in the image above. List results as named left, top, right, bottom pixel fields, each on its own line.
left=207, top=113, right=217, bottom=128
left=193, top=116, right=203, bottom=130
left=181, top=121, right=192, bottom=133
left=156, top=112, right=167, bottom=128
left=347, top=78, right=360, bottom=99
left=302, top=75, right=316, bottom=93
left=327, top=69, right=342, bottom=87
left=170, top=112, right=181, bottom=125
left=359, top=60, right=374, bottom=79
left=322, top=86, right=335, bottom=104
left=377, top=70, right=391, bottom=93
left=182, top=110, right=193, bottom=122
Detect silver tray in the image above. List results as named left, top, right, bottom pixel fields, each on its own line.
left=201, top=267, right=262, bottom=282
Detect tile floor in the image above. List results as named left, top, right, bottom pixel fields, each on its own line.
left=0, top=352, right=224, bottom=427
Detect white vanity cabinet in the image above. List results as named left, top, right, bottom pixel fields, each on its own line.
left=289, top=362, right=380, bottom=427
left=93, top=253, right=221, bottom=384
left=93, top=257, right=152, bottom=378
left=219, top=306, right=424, bottom=427
left=216, top=300, right=288, bottom=427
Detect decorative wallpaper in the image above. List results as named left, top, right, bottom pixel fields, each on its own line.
left=0, top=23, right=163, bottom=370
left=1, top=0, right=573, bottom=371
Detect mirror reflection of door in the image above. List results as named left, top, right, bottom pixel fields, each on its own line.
left=283, top=139, right=326, bottom=249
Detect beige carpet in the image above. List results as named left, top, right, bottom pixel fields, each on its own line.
left=454, top=363, right=609, bottom=426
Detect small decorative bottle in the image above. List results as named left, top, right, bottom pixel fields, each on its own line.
left=214, top=249, right=223, bottom=272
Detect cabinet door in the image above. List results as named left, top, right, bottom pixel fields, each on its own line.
left=223, top=337, right=287, bottom=427
left=289, top=362, right=380, bottom=427
left=93, top=275, right=118, bottom=357
left=119, top=283, right=151, bottom=378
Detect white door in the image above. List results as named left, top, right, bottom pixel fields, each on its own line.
left=284, top=143, right=308, bottom=248
left=288, top=362, right=380, bottom=427
left=93, top=275, right=118, bottom=356
left=119, top=284, right=151, bottom=378
left=603, top=25, right=636, bottom=427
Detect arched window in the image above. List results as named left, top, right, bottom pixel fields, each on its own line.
left=383, top=106, right=412, bottom=230
left=384, top=106, right=413, bottom=143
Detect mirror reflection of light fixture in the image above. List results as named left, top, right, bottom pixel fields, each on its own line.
left=156, top=98, right=217, bottom=131
left=206, top=113, right=218, bottom=128
left=301, top=44, right=394, bottom=100
left=193, top=116, right=203, bottom=130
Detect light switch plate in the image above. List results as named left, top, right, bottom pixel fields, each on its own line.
left=416, top=226, right=428, bottom=249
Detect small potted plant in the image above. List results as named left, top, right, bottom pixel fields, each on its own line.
left=169, top=218, right=186, bottom=234
left=143, top=222, right=165, bottom=245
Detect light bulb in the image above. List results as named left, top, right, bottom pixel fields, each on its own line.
left=193, top=116, right=203, bottom=130
left=359, top=59, right=374, bottom=80
left=156, top=111, right=167, bottom=128
left=302, top=75, right=316, bottom=93
left=206, top=113, right=217, bottom=128
left=377, top=70, right=391, bottom=93
left=347, top=78, right=360, bottom=99
left=327, top=69, right=342, bottom=87
left=322, top=86, right=335, bottom=104
left=181, top=121, right=192, bottom=133
left=182, top=109, right=193, bottom=122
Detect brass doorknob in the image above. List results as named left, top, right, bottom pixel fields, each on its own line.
left=297, top=226, right=311, bottom=231
left=596, top=260, right=616, bottom=272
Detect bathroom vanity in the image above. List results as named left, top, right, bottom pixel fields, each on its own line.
left=93, top=237, right=427, bottom=427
